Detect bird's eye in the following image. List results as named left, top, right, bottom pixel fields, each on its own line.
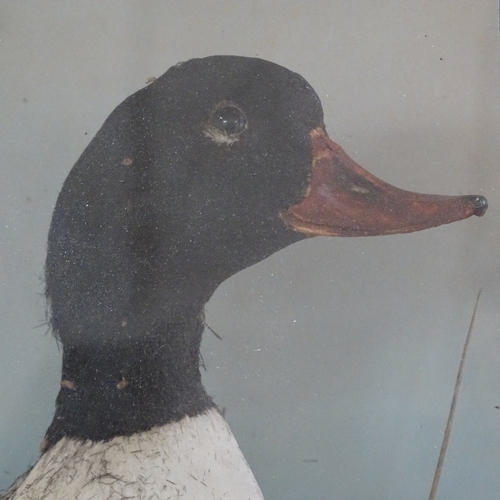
left=212, top=105, right=247, bottom=135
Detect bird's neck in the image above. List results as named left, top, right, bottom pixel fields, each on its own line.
left=43, top=314, right=215, bottom=451
left=18, top=409, right=265, bottom=500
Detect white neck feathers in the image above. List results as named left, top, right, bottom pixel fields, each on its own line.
left=9, top=409, right=264, bottom=500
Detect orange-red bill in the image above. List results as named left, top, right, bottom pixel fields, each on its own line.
left=281, top=128, right=487, bottom=237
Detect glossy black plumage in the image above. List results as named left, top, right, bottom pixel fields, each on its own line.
left=44, top=56, right=323, bottom=445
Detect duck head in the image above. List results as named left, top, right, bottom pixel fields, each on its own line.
left=43, top=55, right=486, bottom=447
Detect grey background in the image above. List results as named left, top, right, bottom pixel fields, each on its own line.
left=1, top=2, right=499, bottom=499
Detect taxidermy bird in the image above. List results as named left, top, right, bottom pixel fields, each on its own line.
left=1, top=55, right=487, bottom=500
